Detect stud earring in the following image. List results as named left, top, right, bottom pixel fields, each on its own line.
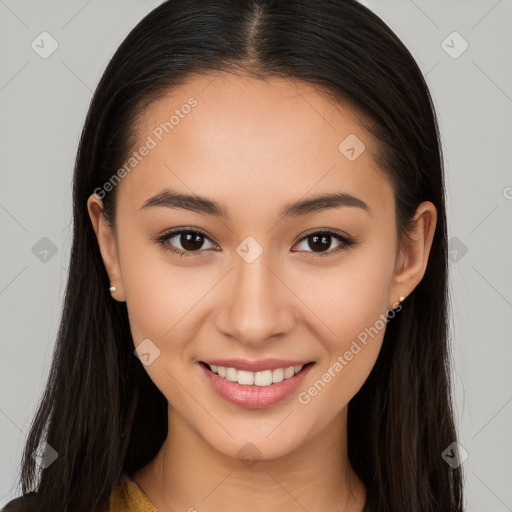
left=398, top=293, right=406, bottom=303
left=109, top=285, right=117, bottom=293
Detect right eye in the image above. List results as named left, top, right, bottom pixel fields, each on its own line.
left=155, top=229, right=218, bottom=257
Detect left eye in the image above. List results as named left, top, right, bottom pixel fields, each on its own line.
left=155, top=229, right=357, bottom=258
left=292, top=231, right=356, bottom=256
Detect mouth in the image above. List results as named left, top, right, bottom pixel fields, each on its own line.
left=198, top=360, right=315, bottom=408
left=199, top=361, right=315, bottom=386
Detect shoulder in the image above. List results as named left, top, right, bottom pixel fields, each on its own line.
left=1, top=492, right=38, bottom=512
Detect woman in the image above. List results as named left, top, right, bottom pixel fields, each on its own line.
left=2, top=0, right=464, bottom=510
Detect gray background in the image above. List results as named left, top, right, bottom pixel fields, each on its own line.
left=1, top=0, right=511, bottom=509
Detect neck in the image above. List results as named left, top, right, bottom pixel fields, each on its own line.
left=133, top=406, right=366, bottom=512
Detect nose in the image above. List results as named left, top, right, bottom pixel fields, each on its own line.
left=214, top=254, right=297, bottom=347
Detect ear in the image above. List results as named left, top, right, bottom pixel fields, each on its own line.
left=389, top=201, right=437, bottom=308
left=86, top=193, right=126, bottom=302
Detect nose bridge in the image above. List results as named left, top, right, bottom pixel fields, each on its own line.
left=217, top=248, right=295, bottom=345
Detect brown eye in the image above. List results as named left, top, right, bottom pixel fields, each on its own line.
left=293, top=230, right=357, bottom=257
left=156, top=229, right=216, bottom=257
left=306, top=233, right=332, bottom=252
left=177, top=232, right=206, bottom=251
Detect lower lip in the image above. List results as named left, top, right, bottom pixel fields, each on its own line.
left=198, top=362, right=314, bottom=409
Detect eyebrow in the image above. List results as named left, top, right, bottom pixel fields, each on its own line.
left=140, top=188, right=370, bottom=219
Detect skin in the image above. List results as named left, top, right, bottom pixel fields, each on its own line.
left=87, top=73, right=437, bottom=512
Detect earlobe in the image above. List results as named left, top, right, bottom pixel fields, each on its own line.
left=389, top=201, right=437, bottom=308
left=86, top=193, right=126, bottom=302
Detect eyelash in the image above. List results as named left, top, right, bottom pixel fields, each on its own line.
left=154, top=228, right=358, bottom=259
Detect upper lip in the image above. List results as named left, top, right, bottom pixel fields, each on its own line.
left=200, top=358, right=314, bottom=372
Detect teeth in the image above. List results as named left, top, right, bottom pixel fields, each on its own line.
left=283, top=367, right=294, bottom=379
left=254, top=370, right=272, bottom=386
left=272, top=368, right=284, bottom=383
left=225, top=367, right=238, bottom=382
left=207, top=364, right=304, bottom=386
left=237, top=370, right=254, bottom=385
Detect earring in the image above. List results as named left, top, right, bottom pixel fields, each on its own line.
left=109, top=285, right=117, bottom=293
left=398, top=293, right=406, bottom=303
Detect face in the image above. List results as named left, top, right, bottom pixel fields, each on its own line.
left=88, top=73, right=436, bottom=462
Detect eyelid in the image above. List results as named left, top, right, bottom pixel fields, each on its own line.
left=294, top=227, right=352, bottom=243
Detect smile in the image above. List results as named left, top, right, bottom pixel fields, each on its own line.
left=198, top=360, right=315, bottom=408
left=205, top=363, right=305, bottom=386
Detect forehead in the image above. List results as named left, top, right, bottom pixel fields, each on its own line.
left=117, top=73, right=394, bottom=220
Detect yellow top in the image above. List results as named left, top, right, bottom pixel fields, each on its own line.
left=103, top=473, right=158, bottom=512
left=1, top=474, right=157, bottom=512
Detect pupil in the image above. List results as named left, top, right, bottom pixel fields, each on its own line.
left=181, top=232, right=203, bottom=251
left=309, top=233, right=330, bottom=252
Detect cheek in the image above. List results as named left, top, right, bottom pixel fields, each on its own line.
left=296, top=254, right=392, bottom=402
left=121, top=254, right=171, bottom=343
left=299, top=283, right=389, bottom=415
left=120, top=241, right=216, bottom=356
left=299, top=253, right=393, bottom=343
left=124, top=272, right=194, bottom=344
left=120, top=250, right=211, bottom=404
left=299, top=336, right=382, bottom=420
